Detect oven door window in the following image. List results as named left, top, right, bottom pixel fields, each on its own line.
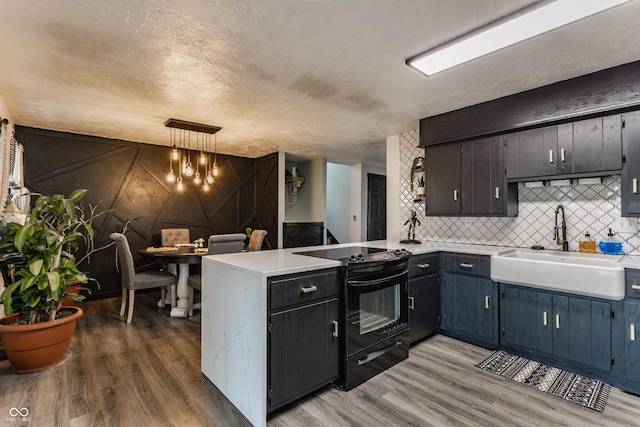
left=358, top=284, right=400, bottom=334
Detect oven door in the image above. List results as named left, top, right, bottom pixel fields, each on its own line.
left=345, top=267, right=409, bottom=357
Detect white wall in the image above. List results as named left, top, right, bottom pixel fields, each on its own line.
left=326, top=162, right=351, bottom=243
left=284, top=158, right=326, bottom=223
left=386, top=135, right=401, bottom=241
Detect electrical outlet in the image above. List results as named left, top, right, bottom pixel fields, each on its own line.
left=617, top=217, right=638, bottom=233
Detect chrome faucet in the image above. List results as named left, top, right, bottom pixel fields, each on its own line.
left=554, top=204, right=569, bottom=251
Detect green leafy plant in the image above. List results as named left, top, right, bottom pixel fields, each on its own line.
left=0, top=189, right=111, bottom=324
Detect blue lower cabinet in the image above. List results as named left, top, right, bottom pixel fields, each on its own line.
left=441, top=272, right=498, bottom=347
left=500, top=283, right=613, bottom=374
left=624, top=301, right=640, bottom=384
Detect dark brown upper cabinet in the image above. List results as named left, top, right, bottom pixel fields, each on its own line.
left=622, top=111, right=640, bottom=217
left=505, top=114, right=623, bottom=181
left=425, top=137, right=517, bottom=217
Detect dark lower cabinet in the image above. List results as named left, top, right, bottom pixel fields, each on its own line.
left=269, top=299, right=339, bottom=410
left=267, top=269, right=340, bottom=412
left=624, top=301, right=640, bottom=384
left=440, top=254, right=498, bottom=347
left=408, top=254, right=440, bottom=344
left=500, top=283, right=613, bottom=373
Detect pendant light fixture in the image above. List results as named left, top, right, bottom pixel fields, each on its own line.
left=165, top=119, right=222, bottom=192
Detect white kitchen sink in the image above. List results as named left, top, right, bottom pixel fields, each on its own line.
left=490, top=249, right=625, bottom=300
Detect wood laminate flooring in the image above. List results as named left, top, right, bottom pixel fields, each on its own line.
left=2, top=293, right=640, bottom=426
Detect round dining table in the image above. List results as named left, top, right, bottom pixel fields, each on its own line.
left=140, top=246, right=207, bottom=317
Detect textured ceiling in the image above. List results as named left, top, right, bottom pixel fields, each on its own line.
left=1, top=0, right=640, bottom=168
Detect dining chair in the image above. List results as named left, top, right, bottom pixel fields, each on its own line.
left=160, top=228, right=190, bottom=306
left=110, top=232, right=177, bottom=324
left=187, top=233, right=245, bottom=316
left=160, top=228, right=190, bottom=247
left=247, top=229, right=268, bottom=251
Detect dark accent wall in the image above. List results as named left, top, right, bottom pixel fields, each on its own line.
left=16, top=126, right=278, bottom=300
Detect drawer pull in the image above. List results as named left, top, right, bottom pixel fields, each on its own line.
left=417, top=263, right=430, bottom=269
left=632, top=284, right=640, bottom=290
left=409, top=296, right=415, bottom=310
left=332, top=320, right=339, bottom=338
left=543, top=311, right=548, bottom=326
left=494, top=187, right=500, bottom=199
left=301, top=285, right=318, bottom=294
left=632, top=324, right=636, bottom=342
left=556, top=314, right=561, bottom=329
left=634, top=178, right=639, bottom=194
left=484, top=296, right=490, bottom=309
left=560, top=148, right=566, bottom=162
left=453, top=189, right=459, bottom=201
left=460, top=263, right=474, bottom=269
left=549, top=150, right=554, bottom=164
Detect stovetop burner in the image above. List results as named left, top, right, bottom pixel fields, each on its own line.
left=294, top=245, right=410, bottom=264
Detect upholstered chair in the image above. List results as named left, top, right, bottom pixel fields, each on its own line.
left=159, top=228, right=190, bottom=306
left=160, top=228, right=190, bottom=247
left=187, top=233, right=245, bottom=316
left=110, top=232, right=177, bottom=324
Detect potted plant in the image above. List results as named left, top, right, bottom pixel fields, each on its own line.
left=0, top=189, right=108, bottom=373
left=416, top=175, right=425, bottom=200
left=410, top=156, right=425, bottom=191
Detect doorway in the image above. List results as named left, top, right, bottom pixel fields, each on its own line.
left=367, top=173, right=386, bottom=241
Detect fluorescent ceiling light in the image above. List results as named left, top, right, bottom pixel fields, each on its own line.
left=407, top=0, right=631, bottom=76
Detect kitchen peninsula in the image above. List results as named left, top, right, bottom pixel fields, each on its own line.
left=200, top=240, right=514, bottom=427
left=201, top=240, right=640, bottom=427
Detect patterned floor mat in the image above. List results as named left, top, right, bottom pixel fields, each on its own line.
left=476, top=350, right=611, bottom=412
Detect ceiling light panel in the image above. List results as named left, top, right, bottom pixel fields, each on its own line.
left=407, top=0, right=632, bottom=76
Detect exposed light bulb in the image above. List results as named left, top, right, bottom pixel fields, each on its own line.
left=213, top=163, right=219, bottom=177
left=172, top=147, right=179, bottom=160
left=206, top=174, right=214, bottom=184
left=203, top=182, right=210, bottom=191
left=185, top=162, right=194, bottom=177
left=166, top=169, right=175, bottom=183
left=200, top=152, right=206, bottom=165
left=194, top=171, right=201, bottom=185
left=177, top=176, right=184, bottom=191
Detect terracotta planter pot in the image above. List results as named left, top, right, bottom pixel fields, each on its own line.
left=0, top=306, right=83, bottom=373
left=61, top=282, right=81, bottom=307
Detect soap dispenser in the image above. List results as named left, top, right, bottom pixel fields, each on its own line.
left=598, top=228, right=623, bottom=255
left=579, top=232, right=596, bottom=253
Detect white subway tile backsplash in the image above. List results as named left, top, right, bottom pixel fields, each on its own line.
left=399, top=130, right=640, bottom=256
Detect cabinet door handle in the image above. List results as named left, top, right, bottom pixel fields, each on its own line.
left=634, top=178, right=638, bottom=194
left=453, top=189, right=459, bottom=201
left=632, top=324, right=636, bottom=342
left=543, top=311, right=548, bottom=326
left=555, top=314, right=560, bottom=329
left=494, top=187, right=500, bottom=199
left=484, top=296, right=490, bottom=309
left=301, top=285, right=318, bottom=293
left=409, top=296, right=415, bottom=310
left=549, top=150, right=554, bottom=164
left=632, top=284, right=640, bottom=290
left=459, top=263, right=474, bottom=269
left=560, top=148, right=566, bottom=162
left=332, top=320, right=339, bottom=338
left=418, top=263, right=430, bottom=269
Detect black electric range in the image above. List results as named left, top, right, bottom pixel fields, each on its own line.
left=294, top=246, right=411, bottom=273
